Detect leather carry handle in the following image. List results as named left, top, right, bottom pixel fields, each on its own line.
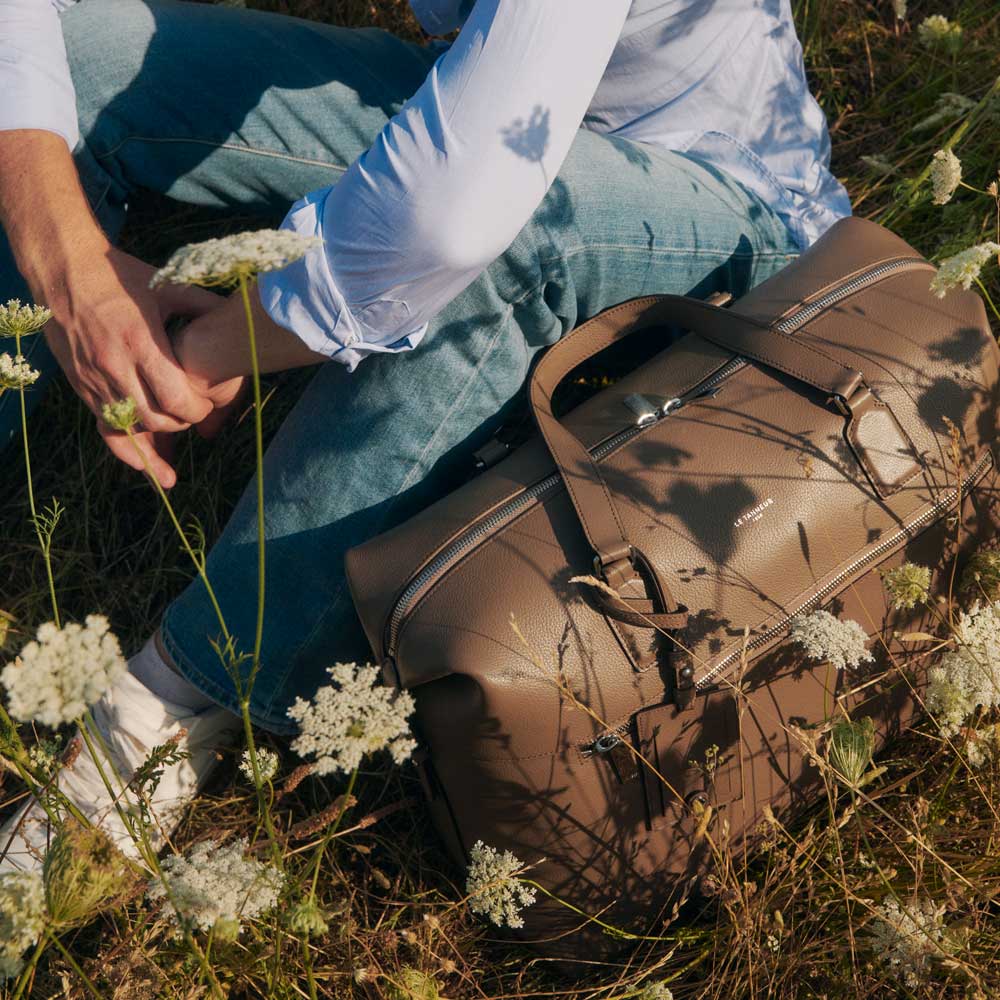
left=528, top=293, right=878, bottom=587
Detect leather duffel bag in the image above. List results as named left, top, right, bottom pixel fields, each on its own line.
left=345, top=217, right=1000, bottom=953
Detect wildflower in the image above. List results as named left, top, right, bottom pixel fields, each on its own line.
left=101, top=396, right=139, bottom=431
left=929, top=242, right=1000, bottom=298
left=789, top=610, right=873, bottom=670
left=239, top=746, right=278, bottom=785
left=287, top=662, right=415, bottom=776
left=148, top=838, right=283, bottom=937
left=636, top=983, right=674, bottom=1000
left=465, top=841, right=537, bottom=929
left=882, top=562, right=931, bottom=610
left=960, top=550, right=1000, bottom=603
left=43, top=820, right=133, bottom=928
left=1, top=615, right=127, bottom=727
left=925, top=601, right=1000, bottom=736
left=0, top=871, right=46, bottom=980
left=827, top=717, right=875, bottom=788
left=27, top=735, right=62, bottom=777
left=892, top=0, right=906, bottom=19
left=929, top=148, right=962, bottom=205
left=911, top=92, right=975, bottom=133
left=917, top=14, right=963, bottom=52
left=150, top=230, right=322, bottom=289
left=0, top=353, right=40, bottom=390
left=859, top=154, right=895, bottom=176
left=869, top=897, right=950, bottom=988
left=287, top=899, right=329, bottom=938
left=0, top=299, right=51, bottom=338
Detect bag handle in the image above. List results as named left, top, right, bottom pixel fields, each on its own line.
left=528, top=293, right=893, bottom=620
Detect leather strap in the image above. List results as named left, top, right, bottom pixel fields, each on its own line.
left=529, top=293, right=892, bottom=624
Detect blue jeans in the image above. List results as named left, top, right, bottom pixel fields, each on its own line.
left=4, top=0, right=799, bottom=732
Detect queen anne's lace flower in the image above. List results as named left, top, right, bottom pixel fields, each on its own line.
left=148, top=838, right=283, bottom=936
left=0, top=871, right=46, bottom=980
left=869, top=897, right=950, bottom=988
left=790, top=610, right=873, bottom=670
left=881, top=562, right=931, bottom=610
left=239, top=747, right=278, bottom=784
left=828, top=717, right=875, bottom=787
left=466, top=841, right=537, bottom=929
left=1, top=615, right=127, bottom=727
left=0, top=352, right=40, bottom=390
left=917, top=14, right=963, bottom=51
left=929, top=148, right=962, bottom=205
left=287, top=662, right=415, bottom=775
left=925, top=601, right=1000, bottom=737
left=912, top=92, right=975, bottom=133
left=930, top=243, right=1000, bottom=297
left=101, top=396, right=139, bottom=431
left=150, top=230, right=322, bottom=289
left=0, top=299, right=52, bottom=338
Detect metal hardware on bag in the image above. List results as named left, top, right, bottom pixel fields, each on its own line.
left=673, top=661, right=696, bottom=711
left=623, top=393, right=661, bottom=426
left=472, top=437, right=513, bottom=471
left=580, top=727, right=638, bottom=781
left=685, top=790, right=710, bottom=812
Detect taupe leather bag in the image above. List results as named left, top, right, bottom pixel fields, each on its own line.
left=346, top=217, right=1000, bottom=953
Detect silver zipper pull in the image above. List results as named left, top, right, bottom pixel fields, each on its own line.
left=623, top=393, right=662, bottom=426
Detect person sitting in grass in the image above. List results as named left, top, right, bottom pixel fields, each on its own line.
left=0, top=0, right=849, bottom=869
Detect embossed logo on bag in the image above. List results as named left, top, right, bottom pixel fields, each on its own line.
left=733, top=497, right=774, bottom=528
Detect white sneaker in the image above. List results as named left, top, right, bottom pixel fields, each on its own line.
left=0, top=671, right=240, bottom=872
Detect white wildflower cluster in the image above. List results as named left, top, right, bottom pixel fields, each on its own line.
left=0, top=298, right=52, bottom=338
left=287, top=662, right=415, bottom=776
left=0, top=352, right=40, bottom=390
left=0, top=871, right=46, bottom=980
left=27, top=736, right=62, bottom=777
left=929, top=148, right=962, bottom=205
left=859, top=154, right=895, bottom=176
left=636, top=983, right=673, bottom=1000
left=465, top=841, right=537, bottom=929
left=150, top=230, right=322, bottom=289
left=925, top=601, right=1000, bottom=737
left=239, top=746, right=278, bottom=784
left=930, top=242, right=1000, bottom=298
left=1, top=615, right=127, bottom=727
left=148, top=838, right=283, bottom=937
left=912, top=92, right=975, bottom=133
left=869, top=897, right=949, bottom=988
left=892, top=0, right=906, bottom=20
left=917, top=14, right=963, bottom=52
left=790, top=610, right=873, bottom=670
left=963, top=725, right=999, bottom=769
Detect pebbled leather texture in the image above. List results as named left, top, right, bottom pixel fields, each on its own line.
left=344, top=217, right=1000, bottom=957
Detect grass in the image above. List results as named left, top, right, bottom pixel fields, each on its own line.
left=1, top=0, right=1000, bottom=997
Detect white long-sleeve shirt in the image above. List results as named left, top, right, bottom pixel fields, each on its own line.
left=1, top=0, right=851, bottom=369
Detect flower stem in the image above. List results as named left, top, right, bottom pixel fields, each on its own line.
left=974, top=276, right=1000, bottom=325
left=238, top=272, right=266, bottom=689
left=309, top=766, right=358, bottom=901
left=14, top=331, right=59, bottom=626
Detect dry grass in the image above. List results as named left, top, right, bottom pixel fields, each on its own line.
left=1, top=1, right=1000, bottom=998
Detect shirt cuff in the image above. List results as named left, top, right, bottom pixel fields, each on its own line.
left=257, top=189, right=428, bottom=372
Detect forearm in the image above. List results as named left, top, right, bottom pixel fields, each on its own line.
left=0, top=129, right=107, bottom=296
left=174, top=282, right=327, bottom=389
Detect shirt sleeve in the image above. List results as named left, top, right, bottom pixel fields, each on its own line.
left=0, top=0, right=80, bottom=149
left=259, top=0, right=631, bottom=369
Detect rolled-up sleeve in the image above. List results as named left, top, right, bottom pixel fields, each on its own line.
left=0, top=0, right=79, bottom=149
left=259, top=0, right=631, bottom=368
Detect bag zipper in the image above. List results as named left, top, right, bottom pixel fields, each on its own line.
left=383, top=256, right=933, bottom=659
left=694, top=449, right=995, bottom=691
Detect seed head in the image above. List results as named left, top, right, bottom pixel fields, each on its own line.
left=881, top=562, right=931, bottom=610
left=827, top=717, right=876, bottom=788
left=287, top=899, right=329, bottom=938
left=101, top=396, right=139, bottom=431
left=960, top=551, right=1000, bottom=604
left=929, top=149, right=962, bottom=205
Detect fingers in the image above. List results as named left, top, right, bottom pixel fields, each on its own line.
left=137, top=358, right=214, bottom=430
left=195, top=376, right=247, bottom=439
left=101, top=425, right=177, bottom=490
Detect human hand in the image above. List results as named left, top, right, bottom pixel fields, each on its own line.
left=40, top=240, right=224, bottom=486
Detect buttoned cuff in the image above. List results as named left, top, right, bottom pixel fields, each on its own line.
left=258, top=189, right=428, bottom=371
